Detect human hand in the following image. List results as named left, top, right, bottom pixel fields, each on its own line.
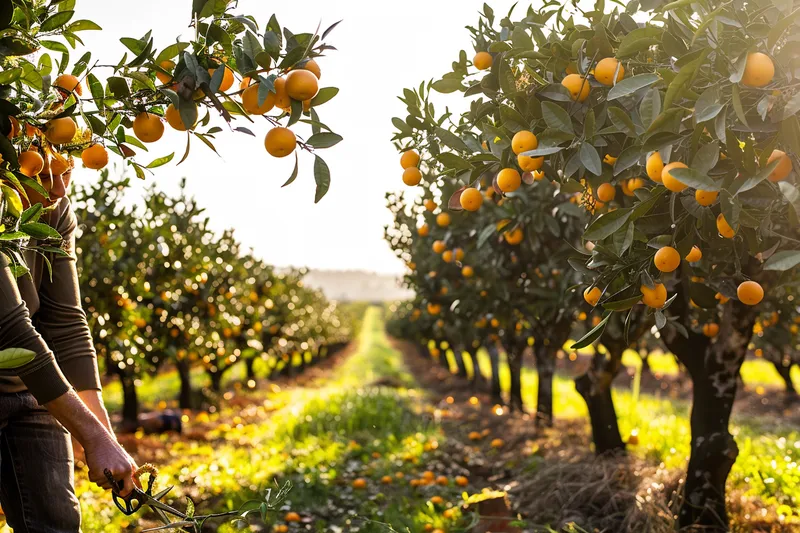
left=84, top=435, right=138, bottom=496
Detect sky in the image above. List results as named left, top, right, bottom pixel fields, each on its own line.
left=67, top=0, right=523, bottom=275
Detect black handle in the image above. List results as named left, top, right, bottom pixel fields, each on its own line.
left=104, top=469, right=146, bottom=515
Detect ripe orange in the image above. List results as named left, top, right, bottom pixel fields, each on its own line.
left=424, top=199, right=436, bottom=211
left=511, top=130, right=538, bottom=155
left=285, top=512, right=301, bottom=522
left=583, top=286, right=601, bottom=306
left=54, top=74, right=82, bottom=96
left=737, top=280, right=764, bottom=305
left=504, top=227, right=524, bottom=245
left=594, top=57, right=624, bottom=85
left=264, top=127, right=297, bottom=158
left=302, top=59, right=321, bottom=79
left=352, top=478, right=367, bottom=489
left=18, top=150, right=44, bottom=177
left=208, top=65, right=234, bottom=92
left=437, top=213, right=451, bottom=227
left=468, top=431, right=482, bottom=440
left=518, top=154, right=543, bottom=171
left=442, top=250, right=454, bottom=263
left=240, top=76, right=253, bottom=90
left=156, top=60, right=175, bottom=85
left=435, top=475, right=449, bottom=486
left=661, top=162, right=688, bottom=192
left=646, top=152, right=664, bottom=182
left=462, top=265, right=474, bottom=278
left=427, top=303, right=441, bottom=315
left=703, top=323, right=719, bottom=337
left=44, top=117, right=77, bottom=145
left=460, top=188, right=483, bottom=211
left=242, top=83, right=276, bottom=115
left=716, top=213, right=736, bottom=239
left=490, top=438, right=504, bottom=448
left=562, top=74, right=590, bottom=102
left=716, top=292, right=730, bottom=304
left=272, top=77, right=291, bottom=109
left=685, top=246, right=702, bottom=262
left=767, top=150, right=792, bottom=182
left=418, top=224, right=430, bottom=237
left=742, top=52, right=774, bottom=88
left=133, top=112, right=165, bottom=143
left=430, top=496, right=444, bottom=505
left=654, top=246, right=680, bottom=273
left=454, top=248, right=464, bottom=261
left=640, top=283, right=667, bottom=308
left=381, top=475, right=393, bottom=484
left=596, top=183, right=616, bottom=202
left=401, top=150, right=420, bottom=169
left=455, top=476, right=468, bottom=487
left=695, top=189, right=718, bottom=206
left=403, top=167, right=422, bottom=186
left=165, top=103, right=195, bottom=131
left=433, top=240, right=446, bottom=254
left=533, top=170, right=545, bottom=181
left=273, top=525, right=288, bottom=533
left=81, top=144, right=108, bottom=170
left=474, top=51, right=493, bottom=70
left=285, top=69, right=319, bottom=101
left=497, top=168, right=521, bottom=192
left=628, top=177, right=645, bottom=192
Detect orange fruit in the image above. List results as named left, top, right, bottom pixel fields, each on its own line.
left=497, top=168, right=521, bottom=192
left=462, top=265, right=474, bottom=277
left=437, top=213, right=451, bottom=227
left=685, top=246, right=702, bottom=262
left=381, top=475, right=393, bottom=484
left=737, top=280, right=764, bottom=305
left=518, top=154, right=543, bottom=171
left=43, top=117, right=76, bottom=145
left=695, top=190, right=718, bottom=206
left=264, top=127, right=297, bottom=158
left=208, top=65, right=234, bottom=92
left=273, top=77, right=291, bottom=109
left=533, top=170, right=545, bottom=181
left=646, top=152, right=664, bottom=183
left=594, top=57, right=624, bottom=85
left=403, top=167, right=422, bottom=186
left=352, top=478, right=367, bottom=489
left=285, top=512, right=301, bottom=522
left=81, top=144, right=108, bottom=170
left=454, top=248, right=464, bottom=261
left=767, top=150, right=792, bottom=182
left=156, top=60, right=175, bottom=85
left=133, top=112, right=165, bottom=143
left=474, top=51, right=493, bottom=70
left=401, top=150, right=420, bottom=169
left=285, top=69, right=319, bottom=101
left=418, top=224, right=430, bottom=237
left=661, top=162, right=688, bottom=192
left=240, top=76, right=253, bottom=90
left=596, top=183, right=616, bottom=202
left=640, top=283, right=667, bottom=308
left=302, top=59, right=321, bottom=79
left=430, top=496, right=444, bottom=505
left=442, top=250, right=454, bottom=263
left=703, top=323, right=719, bottom=337
left=742, top=52, right=774, bottom=88
left=716, top=292, right=730, bottom=304
left=455, top=476, right=468, bottom=487
left=511, top=130, right=538, bottom=155
left=424, top=199, right=436, bottom=211
left=562, top=74, right=590, bottom=102
left=435, top=476, right=448, bottom=486
left=18, top=150, right=44, bottom=177
left=654, top=246, right=680, bottom=273
left=433, top=240, right=446, bottom=253
left=242, top=83, right=276, bottom=115
left=490, top=438, right=504, bottom=448
left=504, top=227, right=524, bottom=245
left=584, top=286, right=602, bottom=306
left=7, top=116, right=20, bottom=138
left=165, top=103, right=195, bottom=131
left=273, top=525, right=288, bottom=533
left=628, top=177, right=645, bottom=191
left=54, top=74, right=82, bottom=96
left=716, top=213, right=736, bottom=239
left=460, top=188, right=483, bottom=211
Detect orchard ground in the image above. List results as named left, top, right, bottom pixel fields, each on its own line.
left=0, top=306, right=795, bottom=532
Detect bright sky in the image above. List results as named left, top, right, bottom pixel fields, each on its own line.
left=68, top=0, right=522, bottom=275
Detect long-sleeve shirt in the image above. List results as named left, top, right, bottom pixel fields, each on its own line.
left=0, top=197, right=101, bottom=404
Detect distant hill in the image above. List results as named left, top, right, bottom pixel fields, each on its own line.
left=303, top=270, right=413, bottom=302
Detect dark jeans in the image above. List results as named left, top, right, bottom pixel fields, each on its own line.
left=0, top=392, right=80, bottom=532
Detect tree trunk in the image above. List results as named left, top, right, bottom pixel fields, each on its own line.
left=466, top=350, right=483, bottom=389
left=505, top=339, right=524, bottom=413
left=533, top=344, right=554, bottom=427
left=488, top=343, right=503, bottom=405
left=452, top=346, right=468, bottom=378
left=118, top=371, right=139, bottom=432
left=663, top=298, right=757, bottom=531
left=176, top=358, right=193, bottom=410
left=245, top=356, right=257, bottom=381
left=773, top=356, right=798, bottom=398
left=575, top=343, right=625, bottom=454
left=639, top=352, right=652, bottom=378
left=209, top=370, right=223, bottom=392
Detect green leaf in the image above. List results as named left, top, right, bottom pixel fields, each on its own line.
left=310, top=87, right=338, bottom=107
left=155, top=42, right=189, bottom=63
left=616, top=27, right=663, bottom=58
left=639, top=88, right=661, bottom=128
left=763, top=250, right=800, bottom=271
left=583, top=208, right=633, bottom=241
left=520, top=145, right=564, bottom=157
left=145, top=153, right=175, bottom=168
left=608, top=107, right=636, bottom=136
left=695, top=86, right=723, bottom=122
left=570, top=313, right=611, bottom=349
left=432, top=78, right=464, bottom=94
left=664, top=51, right=708, bottom=110
left=68, top=19, right=101, bottom=32
left=282, top=152, right=299, bottom=187
left=541, top=102, right=573, bottom=134
left=614, top=146, right=643, bottom=176
left=580, top=143, right=602, bottom=176
left=436, top=153, right=472, bottom=170
left=690, top=142, right=719, bottom=174
left=768, top=7, right=800, bottom=50
left=313, top=155, right=331, bottom=203
left=306, top=132, right=342, bottom=149
left=0, top=348, right=35, bottom=369
left=435, top=127, right=471, bottom=153
left=20, top=204, right=42, bottom=225
left=607, top=73, right=661, bottom=101
left=20, top=222, right=61, bottom=240
left=40, top=11, right=74, bottom=32
left=602, top=294, right=643, bottom=311
left=0, top=67, right=22, bottom=84
left=668, top=168, right=718, bottom=191
left=731, top=84, right=749, bottom=128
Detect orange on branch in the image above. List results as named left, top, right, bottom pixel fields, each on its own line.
left=424, top=199, right=436, bottom=211
left=401, top=150, right=420, bottom=169
left=583, top=286, right=601, bottom=306
left=44, top=117, right=77, bottom=145
left=596, top=183, right=616, bottom=202
left=156, top=60, right=175, bottom=85
left=497, top=168, right=521, bottom=193
left=302, top=59, right=321, bottom=79
left=473, top=51, right=493, bottom=70
left=640, top=283, right=667, bottom=309
left=703, top=323, right=720, bottom=337
left=54, top=74, right=82, bottom=96
left=737, top=281, right=764, bottom=305
left=562, top=74, right=590, bottom=102
left=594, top=57, right=624, bottom=85
left=242, top=83, right=276, bottom=115
left=437, top=213, right=450, bottom=227
left=133, top=112, right=165, bottom=143
left=646, top=152, right=664, bottom=182
left=504, top=227, right=523, bottom=245
left=165, top=103, right=195, bottom=131
left=442, top=250, right=453, bottom=263
left=433, top=240, right=446, bottom=254
left=18, top=150, right=44, bottom=177
left=273, top=77, right=291, bottom=109
left=742, top=52, right=775, bottom=88
left=403, top=167, right=422, bottom=186
left=462, top=266, right=474, bottom=278
left=685, top=246, right=702, bottom=262
left=511, top=130, right=538, bottom=155
left=654, top=246, right=680, bottom=273
left=81, top=144, right=108, bottom=170
left=518, top=154, right=543, bottom=171
left=695, top=189, right=718, bottom=206
left=767, top=150, right=792, bottom=182
left=208, top=65, right=234, bottom=92
left=716, top=213, right=736, bottom=238
left=264, top=127, right=296, bottom=158
left=661, top=162, right=688, bottom=192
left=285, top=69, right=319, bottom=101
left=460, top=188, right=483, bottom=211
left=418, top=224, right=430, bottom=237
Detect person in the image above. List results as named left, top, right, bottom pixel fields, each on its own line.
left=0, top=161, right=137, bottom=532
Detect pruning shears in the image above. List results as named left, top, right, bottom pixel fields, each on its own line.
left=105, top=464, right=189, bottom=527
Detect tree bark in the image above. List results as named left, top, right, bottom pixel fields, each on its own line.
left=118, top=370, right=139, bottom=432
left=452, top=346, right=469, bottom=378
left=176, top=358, right=193, bottom=410
left=245, top=356, right=257, bottom=381
left=773, top=356, right=798, bottom=398
left=504, top=337, right=524, bottom=413
left=662, top=298, right=757, bottom=531
left=209, top=370, right=223, bottom=392
left=533, top=344, right=554, bottom=427
left=574, top=342, right=625, bottom=454
left=466, top=350, right=484, bottom=389
left=487, top=343, right=503, bottom=405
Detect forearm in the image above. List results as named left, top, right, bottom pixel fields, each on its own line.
left=78, top=389, right=113, bottom=434
left=44, top=389, right=113, bottom=451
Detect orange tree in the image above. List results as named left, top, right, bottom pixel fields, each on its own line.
left=1, top=0, right=341, bottom=270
